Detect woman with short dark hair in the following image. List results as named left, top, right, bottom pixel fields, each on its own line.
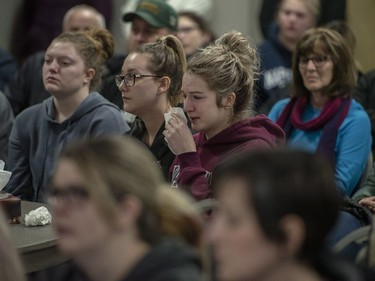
left=209, top=149, right=371, bottom=281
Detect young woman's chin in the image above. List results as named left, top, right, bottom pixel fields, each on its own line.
left=44, top=84, right=59, bottom=94
left=122, top=102, right=137, bottom=116
left=58, top=239, right=79, bottom=255
left=57, top=233, right=85, bottom=256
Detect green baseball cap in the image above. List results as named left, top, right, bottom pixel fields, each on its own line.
left=123, top=0, right=178, bottom=31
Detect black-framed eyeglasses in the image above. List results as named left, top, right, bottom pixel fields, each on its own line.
left=45, top=184, right=90, bottom=206
left=299, top=56, right=329, bottom=68
left=115, top=73, right=162, bottom=88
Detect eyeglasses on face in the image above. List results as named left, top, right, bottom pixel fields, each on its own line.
left=115, top=73, right=162, bottom=88
left=299, top=55, right=329, bottom=68
left=45, top=184, right=90, bottom=205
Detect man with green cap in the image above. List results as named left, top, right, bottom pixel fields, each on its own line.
left=122, top=0, right=178, bottom=50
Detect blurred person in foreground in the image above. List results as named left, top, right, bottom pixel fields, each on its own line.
left=210, top=149, right=375, bottom=281
left=46, top=136, right=205, bottom=281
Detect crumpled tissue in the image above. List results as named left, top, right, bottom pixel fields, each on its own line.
left=0, top=160, right=12, bottom=192
left=25, top=206, right=52, bottom=226
left=164, top=107, right=188, bottom=155
left=164, top=107, right=187, bottom=125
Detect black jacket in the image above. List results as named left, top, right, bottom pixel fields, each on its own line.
left=122, top=239, right=204, bottom=281
left=130, top=118, right=175, bottom=180
left=353, top=69, right=375, bottom=154
left=31, top=238, right=204, bottom=281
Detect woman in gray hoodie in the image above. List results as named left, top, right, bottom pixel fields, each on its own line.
left=5, top=28, right=129, bottom=202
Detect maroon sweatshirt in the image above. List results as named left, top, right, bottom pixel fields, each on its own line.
left=169, top=115, right=285, bottom=201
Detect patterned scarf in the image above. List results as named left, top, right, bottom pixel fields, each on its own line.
left=276, top=96, right=351, bottom=163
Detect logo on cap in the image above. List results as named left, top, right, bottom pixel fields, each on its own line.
left=139, top=2, right=160, bottom=15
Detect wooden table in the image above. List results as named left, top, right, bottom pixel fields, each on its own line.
left=10, top=201, right=68, bottom=273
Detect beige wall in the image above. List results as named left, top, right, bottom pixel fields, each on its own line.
left=211, top=0, right=263, bottom=44
left=347, top=0, right=375, bottom=72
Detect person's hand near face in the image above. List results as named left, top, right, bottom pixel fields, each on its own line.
left=163, top=113, right=196, bottom=155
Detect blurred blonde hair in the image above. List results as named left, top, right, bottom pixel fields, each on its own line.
left=157, top=186, right=204, bottom=248
left=157, top=187, right=209, bottom=275
left=59, top=136, right=205, bottom=251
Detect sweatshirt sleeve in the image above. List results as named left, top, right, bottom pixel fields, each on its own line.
left=174, top=140, right=275, bottom=201
left=335, top=108, right=372, bottom=196
left=174, top=152, right=212, bottom=201
left=4, top=117, right=34, bottom=200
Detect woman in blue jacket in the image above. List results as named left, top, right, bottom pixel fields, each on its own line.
left=268, top=28, right=372, bottom=197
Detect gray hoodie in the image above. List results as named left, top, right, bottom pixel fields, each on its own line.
left=5, top=92, right=129, bottom=202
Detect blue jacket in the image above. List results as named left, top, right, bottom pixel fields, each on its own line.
left=5, top=93, right=130, bottom=202
left=269, top=98, right=372, bottom=196
left=256, top=24, right=293, bottom=114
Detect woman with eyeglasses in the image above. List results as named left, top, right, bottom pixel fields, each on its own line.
left=268, top=28, right=372, bottom=197
left=5, top=28, right=129, bottom=202
left=46, top=136, right=205, bottom=281
left=116, top=35, right=186, bottom=179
